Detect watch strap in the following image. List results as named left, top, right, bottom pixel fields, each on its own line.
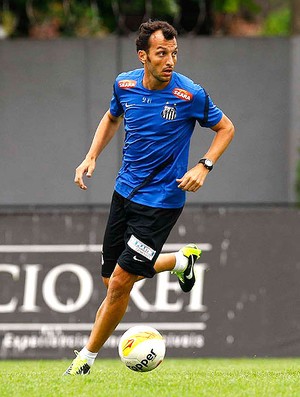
left=198, top=158, right=213, bottom=171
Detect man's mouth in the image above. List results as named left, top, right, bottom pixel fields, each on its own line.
left=162, top=68, right=173, bottom=75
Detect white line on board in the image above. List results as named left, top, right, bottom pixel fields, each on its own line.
left=0, top=322, right=206, bottom=331
left=0, top=243, right=212, bottom=253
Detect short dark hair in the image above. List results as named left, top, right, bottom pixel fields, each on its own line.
left=136, top=20, right=177, bottom=53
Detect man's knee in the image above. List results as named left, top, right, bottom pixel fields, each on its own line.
left=107, top=265, right=137, bottom=302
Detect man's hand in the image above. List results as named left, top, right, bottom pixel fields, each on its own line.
left=176, top=163, right=209, bottom=192
left=74, top=158, right=96, bottom=190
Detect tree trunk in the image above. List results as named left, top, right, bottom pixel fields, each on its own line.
left=292, top=0, right=300, bottom=34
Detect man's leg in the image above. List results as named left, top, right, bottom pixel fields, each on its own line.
left=134, top=252, right=176, bottom=282
left=84, top=255, right=176, bottom=352
left=138, top=246, right=202, bottom=292
left=153, top=252, right=176, bottom=272
left=136, top=248, right=199, bottom=278
left=85, top=251, right=192, bottom=353
left=86, top=265, right=138, bottom=352
left=64, top=264, right=138, bottom=375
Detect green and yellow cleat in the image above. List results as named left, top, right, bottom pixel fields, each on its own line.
left=173, top=244, right=202, bottom=293
left=63, top=351, right=91, bottom=376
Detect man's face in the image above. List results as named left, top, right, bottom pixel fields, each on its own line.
left=141, top=30, right=178, bottom=85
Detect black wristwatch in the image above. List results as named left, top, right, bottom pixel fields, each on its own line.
left=198, top=158, right=214, bottom=171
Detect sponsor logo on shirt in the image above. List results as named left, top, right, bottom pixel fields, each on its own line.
left=118, top=80, right=137, bottom=89
left=161, top=103, right=177, bottom=120
left=172, top=88, right=193, bottom=101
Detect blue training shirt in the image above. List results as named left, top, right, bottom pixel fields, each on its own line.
left=109, top=68, right=223, bottom=209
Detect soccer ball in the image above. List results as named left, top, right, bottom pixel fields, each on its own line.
left=118, top=325, right=166, bottom=372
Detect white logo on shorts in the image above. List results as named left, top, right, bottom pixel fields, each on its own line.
left=133, top=255, right=145, bottom=262
left=128, top=235, right=156, bottom=261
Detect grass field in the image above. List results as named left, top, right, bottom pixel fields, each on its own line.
left=1, top=358, right=299, bottom=397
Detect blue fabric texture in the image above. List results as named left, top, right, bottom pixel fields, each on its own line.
left=109, top=69, right=223, bottom=208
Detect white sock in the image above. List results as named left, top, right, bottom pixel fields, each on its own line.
left=79, top=347, right=98, bottom=366
left=173, top=251, right=188, bottom=272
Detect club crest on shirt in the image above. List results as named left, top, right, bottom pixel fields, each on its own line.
left=161, top=103, right=177, bottom=120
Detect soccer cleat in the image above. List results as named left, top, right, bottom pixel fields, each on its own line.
left=173, top=244, right=202, bottom=293
left=63, top=350, right=91, bottom=376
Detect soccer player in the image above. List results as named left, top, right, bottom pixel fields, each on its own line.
left=64, top=20, right=234, bottom=375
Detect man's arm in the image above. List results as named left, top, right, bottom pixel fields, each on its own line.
left=74, top=110, right=123, bottom=190
left=176, top=113, right=235, bottom=192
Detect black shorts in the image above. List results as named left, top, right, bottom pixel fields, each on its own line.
left=102, top=191, right=183, bottom=279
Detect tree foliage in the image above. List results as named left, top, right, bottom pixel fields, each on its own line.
left=262, top=6, right=291, bottom=36
left=214, top=0, right=261, bottom=14
left=0, top=0, right=292, bottom=38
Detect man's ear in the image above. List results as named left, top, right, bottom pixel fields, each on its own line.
left=138, top=50, right=147, bottom=64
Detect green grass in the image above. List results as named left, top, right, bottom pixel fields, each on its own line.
left=0, top=358, right=300, bottom=397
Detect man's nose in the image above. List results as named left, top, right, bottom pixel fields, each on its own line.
left=166, top=54, right=174, bottom=67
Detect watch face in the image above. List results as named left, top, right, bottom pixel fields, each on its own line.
left=199, top=158, right=213, bottom=170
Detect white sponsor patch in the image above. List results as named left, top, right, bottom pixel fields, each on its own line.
left=128, top=235, right=156, bottom=261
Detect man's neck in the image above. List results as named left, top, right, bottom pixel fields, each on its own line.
left=142, top=73, right=171, bottom=91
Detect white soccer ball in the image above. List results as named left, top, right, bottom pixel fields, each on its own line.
left=118, top=325, right=166, bottom=372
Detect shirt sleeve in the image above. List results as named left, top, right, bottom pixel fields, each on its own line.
left=109, top=82, right=124, bottom=117
left=193, top=87, right=223, bottom=128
